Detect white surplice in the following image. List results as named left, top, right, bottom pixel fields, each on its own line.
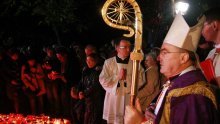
left=99, top=56, right=145, bottom=124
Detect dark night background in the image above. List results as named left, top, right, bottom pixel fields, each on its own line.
left=0, top=0, right=219, bottom=49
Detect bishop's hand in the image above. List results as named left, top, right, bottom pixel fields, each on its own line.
left=124, top=98, right=144, bottom=124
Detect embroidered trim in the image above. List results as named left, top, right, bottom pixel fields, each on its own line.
left=160, top=81, right=217, bottom=124
left=142, top=118, right=154, bottom=124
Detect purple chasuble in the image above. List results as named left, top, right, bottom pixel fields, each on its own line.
left=155, top=70, right=220, bottom=124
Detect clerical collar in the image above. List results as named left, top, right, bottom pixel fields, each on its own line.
left=179, top=66, right=196, bottom=76
left=214, top=45, right=220, bottom=53
left=214, top=44, right=220, bottom=48
left=168, top=74, right=179, bottom=81
left=116, top=56, right=130, bottom=64
left=168, top=66, right=196, bottom=81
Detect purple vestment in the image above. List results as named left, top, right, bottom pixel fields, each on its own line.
left=155, top=70, right=220, bottom=124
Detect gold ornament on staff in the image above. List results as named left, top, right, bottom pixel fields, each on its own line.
left=101, top=0, right=143, bottom=106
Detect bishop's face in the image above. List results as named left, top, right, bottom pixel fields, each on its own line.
left=158, top=43, right=185, bottom=78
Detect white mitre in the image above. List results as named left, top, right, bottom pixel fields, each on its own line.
left=163, top=13, right=206, bottom=52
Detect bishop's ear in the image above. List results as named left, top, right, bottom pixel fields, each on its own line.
left=180, top=52, right=190, bottom=64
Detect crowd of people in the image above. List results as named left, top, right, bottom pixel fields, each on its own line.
left=0, top=7, right=219, bottom=124
left=0, top=39, right=121, bottom=123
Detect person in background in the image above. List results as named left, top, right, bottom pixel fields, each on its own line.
left=71, top=53, right=105, bottom=124
left=85, top=44, right=104, bottom=65
left=202, top=7, right=220, bottom=86
left=197, top=39, right=213, bottom=61
left=84, top=44, right=97, bottom=56
left=2, top=48, right=25, bottom=113
left=53, top=46, right=81, bottom=119
left=125, top=14, right=219, bottom=124
left=42, top=46, right=61, bottom=117
left=99, top=37, right=145, bottom=124
left=21, top=55, right=46, bottom=115
left=137, top=48, right=166, bottom=112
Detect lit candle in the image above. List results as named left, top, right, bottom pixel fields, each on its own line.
left=54, top=119, right=61, bottom=124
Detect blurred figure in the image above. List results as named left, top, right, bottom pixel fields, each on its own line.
left=84, top=44, right=100, bottom=67
left=137, top=49, right=166, bottom=111
left=84, top=44, right=97, bottom=56
left=71, top=53, right=105, bottom=124
left=71, top=86, right=85, bottom=124
left=53, top=46, right=81, bottom=119
left=197, top=39, right=213, bottom=61
left=42, top=46, right=61, bottom=117
left=202, top=7, right=220, bottom=86
left=69, top=43, right=85, bottom=71
left=21, top=55, right=46, bottom=115
left=2, top=48, right=25, bottom=113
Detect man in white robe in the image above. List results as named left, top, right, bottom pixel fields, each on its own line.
left=99, top=38, right=145, bottom=124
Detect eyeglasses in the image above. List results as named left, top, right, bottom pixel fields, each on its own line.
left=159, top=49, right=186, bottom=56
left=119, top=46, right=131, bottom=49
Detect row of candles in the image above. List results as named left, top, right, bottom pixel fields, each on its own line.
left=0, top=113, right=70, bottom=124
